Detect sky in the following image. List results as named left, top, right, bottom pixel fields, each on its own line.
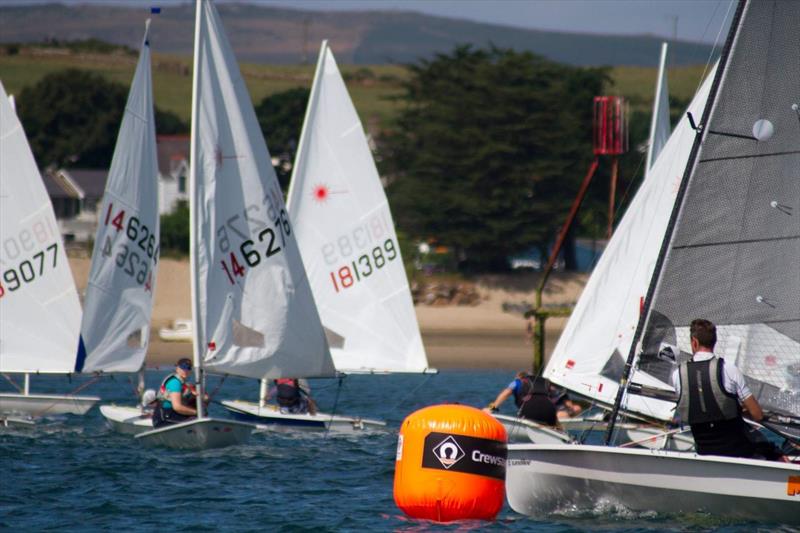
left=6, top=0, right=736, bottom=44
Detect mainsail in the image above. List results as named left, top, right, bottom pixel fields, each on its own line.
left=286, top=41, right=429, bottom=374
left=545, top=64, right=716, bottom=422
left=636, top=0, right=800, bottom=422
left=645, top=42, right=671, bottom=174
left=0, top=82, right=83, bottom=374
left=78, top=21, right=159, bottom=373
left=191, top=0, right=335, bottom=380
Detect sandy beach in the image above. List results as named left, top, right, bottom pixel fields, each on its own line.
left=68, top=256, right=585, bottom=370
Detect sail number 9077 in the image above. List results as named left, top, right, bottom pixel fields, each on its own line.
left=329, top=238, right=397, bottom=293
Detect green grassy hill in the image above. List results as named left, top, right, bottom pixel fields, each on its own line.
left=0, top=46, right=710, bottom=128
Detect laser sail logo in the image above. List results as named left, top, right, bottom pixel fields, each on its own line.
left=432, top=435, right=465, bottom=469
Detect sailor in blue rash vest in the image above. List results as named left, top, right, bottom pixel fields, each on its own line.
left=670, top=319, right=786, bottom=461
left=152, top=358, right=198, bottom=428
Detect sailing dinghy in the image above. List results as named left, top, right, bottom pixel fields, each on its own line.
left=136, top=0, right=336, bottom=449
left=0, top=82, right=99, bottom=420
left=222, top=41, right=430, bottom=431
left=507, top=0, right=800, bottom=523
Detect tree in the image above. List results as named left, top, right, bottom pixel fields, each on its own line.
left=255, top=87, right=310, bottom=190
left=159, top=200, right=189, bottom=254
left=381, top=46, right=609, bottom=271
left=17, top=69, right=187, bottom=169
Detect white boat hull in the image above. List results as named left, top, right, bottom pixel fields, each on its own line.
left=506, top=444, right=800, bottom=524
left=99, top=404, right=154, bottom=435
left=621, top=426, right=695, bottom=452
left=221, top=399, right=386, bottom=433
left=493, top=414, right=572, bottom=444
left=0, top=393, right=100, bottom=417
left=134, top=417, right=254, bottom=450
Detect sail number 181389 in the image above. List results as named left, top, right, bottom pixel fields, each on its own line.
left=329, top=238, right=397, bottom=292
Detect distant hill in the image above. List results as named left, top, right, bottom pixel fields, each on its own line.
left=0, top=3, right=715, bottom=67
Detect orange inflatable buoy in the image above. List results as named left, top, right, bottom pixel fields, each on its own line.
left=393, top=404, right=507, bottom=522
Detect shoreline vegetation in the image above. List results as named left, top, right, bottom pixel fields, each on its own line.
left=68, top=257, right=586, bottom=371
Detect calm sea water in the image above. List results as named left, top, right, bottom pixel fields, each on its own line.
left=0, top=370, right=791, bottom=532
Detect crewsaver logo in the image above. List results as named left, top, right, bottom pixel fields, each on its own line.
left=432, top=435, right=465, bottom=468
left=422, top=432, right=507, bottom=480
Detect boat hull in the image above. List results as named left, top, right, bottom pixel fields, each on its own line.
left=493, top=414, right=572, bottom=444
left=0, top=393, right=100, bottom=417
left=506, top=444, right=800, bottom=524
left=134, top=417, right=254, bottom=450
left=99, top=404, right=154, bottom=435
left=221, top=399, right=386, bottom=432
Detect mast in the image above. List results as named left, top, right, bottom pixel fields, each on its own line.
left=603, top=0, right=748, bottom=445
left=644, top=42, right=669, bottom=173
left=285, top=39, right=328, bottom=212
left=189, top=0, right=205, bottom=418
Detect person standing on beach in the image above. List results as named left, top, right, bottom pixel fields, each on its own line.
left=671, top=319, right=785, bottom=461
left=484, top=371, right=557, bottom=426
left=152, top=358, right=198, bottom=427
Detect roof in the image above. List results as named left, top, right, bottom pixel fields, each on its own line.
left=157, top=134, right=190, bottom=176
left=43, top=168, right=107, bottom=200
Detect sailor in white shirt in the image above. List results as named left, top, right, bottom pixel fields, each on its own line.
left=669, top=319, right=782, bottom=460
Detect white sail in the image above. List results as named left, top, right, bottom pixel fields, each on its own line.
left=544, top=65, right=717, bottom=422
left=78, top=21, right=160, bottom=373
left=191, top=0, right=335, bottom=380
left=286, top=42, right=429, bottom=374
left=0, top=81, right=82, bottom=373
left=644, top=42, right=671, bottom=174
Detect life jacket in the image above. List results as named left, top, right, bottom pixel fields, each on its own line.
left=157, top=373, right=195, bottom=409
left=677, top=358, right=755, bottom=457
left=275, top=378, right=301, bottom=407
left=513, top=375, right=548, bottom=408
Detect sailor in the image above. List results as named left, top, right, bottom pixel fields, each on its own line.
left=483, top=371, right=558, bottom=426
left=671, top=319, right=784, bottom=460
left=274, top=378, right=317, bottom=415
left=152, top=358, right=198, bottom=428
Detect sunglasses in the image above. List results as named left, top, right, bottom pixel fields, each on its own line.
left=178, top=364, right=192, bottom=371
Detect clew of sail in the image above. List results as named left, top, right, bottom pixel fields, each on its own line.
left=78, top=21, right=160, bottom=373
left=544, top=64, right=717, bottom=422
left=286, top=42, right=429, bottom=374
left=639, top=0, right=800, bottom=423
left=0, top=81, right=83, bottom=374
left=191, top=0, right=335, bottom=380
left=644, top=42, right=671, bottom=175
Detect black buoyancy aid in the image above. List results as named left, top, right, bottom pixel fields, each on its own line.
left=513, top=375, right=548, bottom=408
left=677, top=358, right=755, bottom=457
left=157, top=373, right=194, bottom=408
left=275, top=378, right=301, bottom=407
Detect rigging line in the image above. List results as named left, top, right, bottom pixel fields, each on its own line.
left=699, top=149, right=800, bottom=163
left=672, top=234, right=800, bottom=250
left=695, top=0, right=735, bottom=96
left=391, top=372, right=435, bottom=410
left=206, top=373, right=228, bottom=401
left=322, top=375, right=344, bottom=441
left=1, top=373, right=23, bottom=394
left=32, top=374, right=104, bottom=418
